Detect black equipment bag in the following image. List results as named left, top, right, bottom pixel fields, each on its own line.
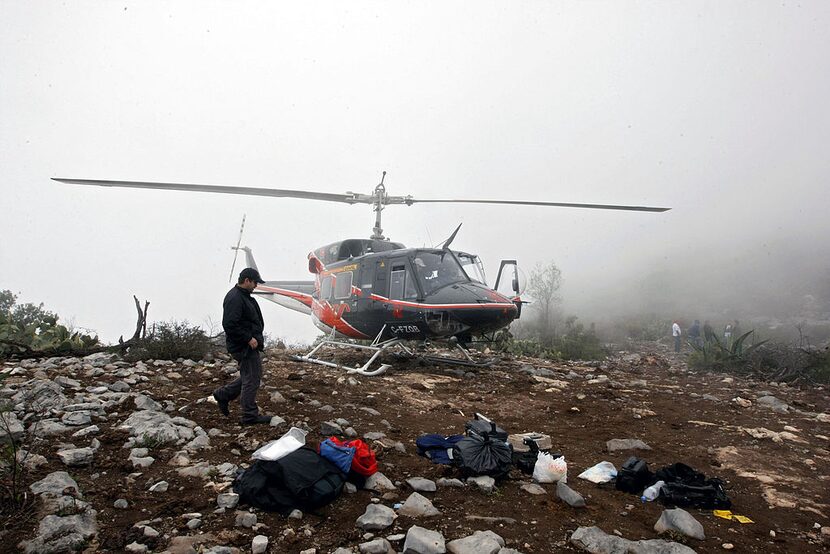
left=513, top=437, right=540, bottom=475
left=465, top=413, right=508, bottom=442
left=452, top=434, right=513, bottom=480
left=654, top=462, right=731, bottom=509
left=233, top=446, right=345, bottom=515
left=511, top=437, right=561, bottom=475
left=615, top=456, right=655, bottom=494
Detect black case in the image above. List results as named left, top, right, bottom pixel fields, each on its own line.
left=615, top=456, right=654, bottom=494
left=465, top=413, right=508, bottom=442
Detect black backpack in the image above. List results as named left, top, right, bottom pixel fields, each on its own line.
left=233, top=447, right=345, bottom=515
left=655, top=463, right=731, bottom=509
left=615, top=457, right=654, bottom=494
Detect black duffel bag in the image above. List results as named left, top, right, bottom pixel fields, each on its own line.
left=233, top=446, right=345, bottom=515
left=655, top=462, right=731, bottom=509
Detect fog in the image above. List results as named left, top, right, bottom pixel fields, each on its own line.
left=1, top=2, right=829, bottom=345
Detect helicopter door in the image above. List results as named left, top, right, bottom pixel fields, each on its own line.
left=372, top=259, right=388, bottom=298
left=494, top=259, right=522, bottom=316
left=494, top=260, right=521, bottom=297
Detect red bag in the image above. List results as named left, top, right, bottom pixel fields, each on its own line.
left=329, top=437, right=377, bottom=477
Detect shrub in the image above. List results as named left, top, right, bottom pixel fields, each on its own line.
left=688, top=330, right=766, bottom=374
left=499, top=316, right=608, bottom=361
left=125, top=320, right=211, bottom=362
left=0, top=290, right=98, bottom=358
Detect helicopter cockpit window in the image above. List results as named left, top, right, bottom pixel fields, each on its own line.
left=320, top=275, right=333, bottom=300
left=334, top=271, right=353, bottom=300
left=457, top=253, right=487, bottom=285
left=390, top=264, right=418, bottom=300
left=413, top=251, right=468, bottom=295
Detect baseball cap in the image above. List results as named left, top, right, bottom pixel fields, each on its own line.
left=239, top=267, right=265, bottom=284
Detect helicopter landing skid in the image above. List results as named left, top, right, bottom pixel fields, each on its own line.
left=291, top=327, right=410, bottom=376
left=414, top=343, right=496, bottom=368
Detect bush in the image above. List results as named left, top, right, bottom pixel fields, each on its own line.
left=0, top=290, right=98, bottom=358
left=688, top=331, right=766, bottom=374
left=499, top=316, right=608, bottom=361
left=125, top=320, right=211, bottom=362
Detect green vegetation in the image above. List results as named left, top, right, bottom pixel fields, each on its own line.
left=688, top=330, right=767, bottom=373
left=501, top=316, right=608, bottom=361
left=133, top=432, right=171, bottom=449
left=125, top=320, right=212, bottom=362
left=0, top=290, right=98, bottom=358
left=503, top=261, right=606, bottom=361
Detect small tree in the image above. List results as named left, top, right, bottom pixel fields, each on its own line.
left=526, top=261, right=562, bottom=345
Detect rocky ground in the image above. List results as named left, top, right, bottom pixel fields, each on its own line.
left=1, top=343, right=829, bottom=553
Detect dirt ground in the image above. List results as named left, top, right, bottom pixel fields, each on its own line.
left=4, top=342, right=830, bottom=553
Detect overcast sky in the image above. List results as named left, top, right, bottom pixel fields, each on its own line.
left=2, top=2, right=829, bottom=344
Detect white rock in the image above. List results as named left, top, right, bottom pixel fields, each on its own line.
left=399, top=492, right=440, bottom=517
left=217, top=492, right=240, bottom=509
left=364, top=472, right=396, bottom=491
left=149, top=480, right=169, bottom=492
left=655, top=508, right=705, bottom=540
left=403, top=525, right=445, bottom=554
left=356, top=504, right=397, bottom=531
left=252, top=535, right=269, bottom=554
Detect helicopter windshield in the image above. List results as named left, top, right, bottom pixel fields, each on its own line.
left=412, top=251, right=469, bottom=295
left=456, top=252, right=487, bottom=285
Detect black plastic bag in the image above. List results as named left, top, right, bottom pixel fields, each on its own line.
left=452, top=434, right=513, bottom=480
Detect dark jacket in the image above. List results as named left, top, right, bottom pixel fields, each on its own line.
left=223, top=285, right=265, bottom=355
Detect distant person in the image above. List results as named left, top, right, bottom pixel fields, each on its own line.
left=689, top=320, right=702, bottom=347
left=213, top=268, right=273, bottom=425
left=672, top=321, right=682, bottom=353
left=703, top=320, right=715, bottom=343
left=723, top=322, right=733, bottom=348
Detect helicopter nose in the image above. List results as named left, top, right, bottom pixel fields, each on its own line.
left=454, top=285, right=519, bottom=331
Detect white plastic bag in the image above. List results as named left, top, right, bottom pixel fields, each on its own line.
left=577, top=461, right=617, bottom=483
left=251, top=426, right=307, bottom=461
left=532, top=452, right=567, bottom=483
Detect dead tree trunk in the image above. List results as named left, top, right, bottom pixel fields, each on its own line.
left=118, top=296, right=150, bottom=348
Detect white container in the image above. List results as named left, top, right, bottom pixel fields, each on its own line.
left=640, top=480, right=666, bottom=502
left=251, top=427, right=308, bottom=461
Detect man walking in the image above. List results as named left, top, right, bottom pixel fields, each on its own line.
left=672, top=320, right=682, bottom=353
left=213, top=268, right=272, bottom=425
left=689, top=319, right=702, bottom=347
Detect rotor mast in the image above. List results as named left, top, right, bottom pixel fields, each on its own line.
left=371, top=171, right=388, bottom=240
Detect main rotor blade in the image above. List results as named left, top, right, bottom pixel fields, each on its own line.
left=52, top=178, right=369, bottom=204
left=405, top=198, right=669, bottom=212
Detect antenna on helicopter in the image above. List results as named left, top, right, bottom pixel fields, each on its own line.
left=229, top=214, right=246, bottom=283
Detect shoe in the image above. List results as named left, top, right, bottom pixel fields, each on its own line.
left=240, top=415, right=273, bottom=425
left=213, top=391, right=229, bottom=416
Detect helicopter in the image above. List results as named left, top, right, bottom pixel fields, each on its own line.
left=53, top=173, right=669, bottom=375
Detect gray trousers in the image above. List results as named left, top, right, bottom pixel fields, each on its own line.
left=216, top=349, right=262, bottom=420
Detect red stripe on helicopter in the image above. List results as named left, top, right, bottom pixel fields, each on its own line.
left=368, top=294, right=518, bottom=311
left=311, top=299, right=370, bottom=339
left=256, top=285, right=314, bottom=307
